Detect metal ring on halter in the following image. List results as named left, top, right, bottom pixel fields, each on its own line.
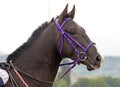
left=79, top=52, right=87, bottom=62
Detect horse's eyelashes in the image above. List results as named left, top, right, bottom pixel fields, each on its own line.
left=65, top=29, right=76, bottom=35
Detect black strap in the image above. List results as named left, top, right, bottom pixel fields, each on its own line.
left=7, top=69, right=19, bottom=87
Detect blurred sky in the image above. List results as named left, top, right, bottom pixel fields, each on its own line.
left=0, top=0, right=120, bottom=56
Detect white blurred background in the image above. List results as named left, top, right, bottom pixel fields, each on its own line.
left=0, top=0, right=120, bottom=56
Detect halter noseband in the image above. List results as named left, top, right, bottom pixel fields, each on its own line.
left=55, top=18, right=94, bottom=64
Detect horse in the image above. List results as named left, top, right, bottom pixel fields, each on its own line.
left=1, top=4, right=103, bottom=87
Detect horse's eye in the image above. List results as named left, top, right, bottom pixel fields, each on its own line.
left=68, top=30, right=76, bottom=35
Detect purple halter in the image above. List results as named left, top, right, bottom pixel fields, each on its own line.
left=55, top=18, right=94, bottom=78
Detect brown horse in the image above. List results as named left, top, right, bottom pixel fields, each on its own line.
left=3, top=4, right=103, bottom=87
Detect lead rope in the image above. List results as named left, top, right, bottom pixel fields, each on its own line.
left=10, top=61, right=29, bottom=87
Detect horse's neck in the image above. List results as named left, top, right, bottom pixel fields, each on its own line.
left=13, top=24, right=61, bottom=87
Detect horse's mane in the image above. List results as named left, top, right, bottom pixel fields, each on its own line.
left=7, top=18, right=55, bottom=61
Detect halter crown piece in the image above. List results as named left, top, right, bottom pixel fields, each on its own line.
left=55, top=18, right=94, bottom=77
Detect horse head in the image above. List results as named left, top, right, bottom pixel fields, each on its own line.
left=56, top=4, right=104, bottom=71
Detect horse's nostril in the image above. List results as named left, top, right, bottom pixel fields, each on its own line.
left=96, top=55, right=101, bottom=62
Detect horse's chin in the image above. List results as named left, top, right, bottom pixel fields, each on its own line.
left=86, top=64, right=100, bottom=71
left=81, top=60, right=101, bottom=71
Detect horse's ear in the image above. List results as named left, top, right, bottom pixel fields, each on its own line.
left=69, top=5, right=75, bottom=19
left=59, top=4, right=68, bottom=24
